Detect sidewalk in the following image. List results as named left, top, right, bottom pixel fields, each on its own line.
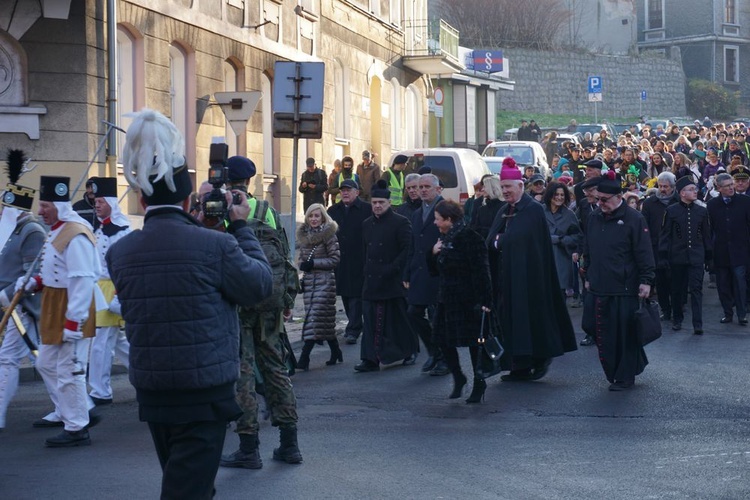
left=18, top=294, right=348, bottom=382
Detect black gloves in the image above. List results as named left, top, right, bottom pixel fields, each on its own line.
left=299, top=260, right=314, bottom=272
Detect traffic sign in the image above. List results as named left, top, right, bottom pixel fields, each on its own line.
left=434, top=87, right=444, bottom=106
left=272, top=61, right=325, bottom=114
left=588, top=93, right=602, bottom=102
left=641, top=90, right=647, bottom=101
left=588, top=76, right=602, bottom=94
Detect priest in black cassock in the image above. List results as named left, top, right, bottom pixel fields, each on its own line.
left=486, top=158, right=577, bottom=382
left=356, top=180, right=419, bottom=372
left=582, top=171, right=655, bottom=391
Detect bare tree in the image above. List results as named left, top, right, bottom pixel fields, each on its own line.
left=437, top=0, right=572, bottom=50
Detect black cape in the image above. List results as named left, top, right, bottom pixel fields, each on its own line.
left=486, top=193, right=577, bottom=364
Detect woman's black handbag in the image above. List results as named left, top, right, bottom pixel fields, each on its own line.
left=474, top=311, right=504, bottom=380
left=635, top=298, right=662, bottom=346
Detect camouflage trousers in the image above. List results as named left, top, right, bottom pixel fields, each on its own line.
left=235, top=309, right=298, bottom=435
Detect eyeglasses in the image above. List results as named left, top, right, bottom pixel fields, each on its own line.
left=595, top=195, right=615, bottom=202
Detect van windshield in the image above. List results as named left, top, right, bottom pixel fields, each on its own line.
left=405, top=155, right=458, bottom=188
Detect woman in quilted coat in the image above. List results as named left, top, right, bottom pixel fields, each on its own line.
left=296, top=203, right=341, bottom=370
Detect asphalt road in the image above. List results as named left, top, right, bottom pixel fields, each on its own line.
left=2, top=283, right=750, bottom=499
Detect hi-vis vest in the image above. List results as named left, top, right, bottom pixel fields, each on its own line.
left=386, top=170, right=404, bottom=206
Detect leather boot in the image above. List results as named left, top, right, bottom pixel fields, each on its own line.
left=273, top=425, right=303, bottom=464
left=220, top=433, right=263, bottom=469
left=297, top=341, right=315, bottom=371
left=465, top=378, right=487, bottom=404
left=326, top=339, right=343, bottom=366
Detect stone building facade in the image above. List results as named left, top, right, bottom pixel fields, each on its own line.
left=496, top=48, right=686, bottom=120
left=0, top=0, right=433, bottom=218
left=636, top=0, right=750, bottom=115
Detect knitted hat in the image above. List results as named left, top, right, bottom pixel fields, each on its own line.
left=371, top=179, right=390, bottom=199
left=499, top=157, right=523, bottom=181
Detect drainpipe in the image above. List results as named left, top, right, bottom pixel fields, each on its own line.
left=107, top=0, right=118, bottom=175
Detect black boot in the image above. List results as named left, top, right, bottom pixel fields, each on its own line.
left=449, top=371, right=467, bottom=399
left=273, top=425, right=303, bottom=464
left=326, top=339, right=343, bottom=366
left=297, top=341, right=314, bottom=371
left=465, top=378, right=487, bottom=404
left=220, top=433, right=263, bottom=469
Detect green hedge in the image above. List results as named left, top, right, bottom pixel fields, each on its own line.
left=686, top=79, right=738, bottom=119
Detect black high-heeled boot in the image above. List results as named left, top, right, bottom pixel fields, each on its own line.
left=326, top=339, right=343, bottom=366
left=297, top=341, right=315, bottom=371
left=449, top=372, right=467, bottom=399
left=465, top=378, right=487, bottom=404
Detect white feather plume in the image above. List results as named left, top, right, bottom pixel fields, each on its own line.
left=121, top=109, right=186, bottom=196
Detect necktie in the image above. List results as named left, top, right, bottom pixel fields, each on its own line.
left=724, top=198, right=731, bottom=205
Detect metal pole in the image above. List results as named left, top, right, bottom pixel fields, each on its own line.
left=594, top=101, right=598, bottom=124
left=288, top=62, right=302, bottom=255
left=107, top=0, right=118, bottom=167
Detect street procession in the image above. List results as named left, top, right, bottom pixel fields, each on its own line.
left=1, top=1, right=750, bottom=499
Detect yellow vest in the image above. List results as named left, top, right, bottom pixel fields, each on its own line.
left=386, top=169, right=404, bottom=206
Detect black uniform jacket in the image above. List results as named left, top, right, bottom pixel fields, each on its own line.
left=361, top=208, right=411, bottom=301
left=658, top=201, right=712, bottom=266
left=327, top=198, right=372, bottom=297
left=584, top=201, right=655, bottom=296
left=706, top=193, right=750, bottom=268
left=404, top=196, right=443, bottom=305
left=640, top=193, right=678, bottom=259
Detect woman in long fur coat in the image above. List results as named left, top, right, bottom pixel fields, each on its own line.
left=296, top=203, right=341, bottom=370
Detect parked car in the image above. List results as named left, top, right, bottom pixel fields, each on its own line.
left=387, top=148, right=491, bottom=205
left=482, top=140, right=550, bottom=178
left=574, top=123, right=616, bottom=139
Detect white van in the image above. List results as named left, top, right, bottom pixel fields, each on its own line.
left=387, top=148, right=491, bottom=205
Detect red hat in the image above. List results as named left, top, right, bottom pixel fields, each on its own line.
left=500, top=157, right=523, bottom=181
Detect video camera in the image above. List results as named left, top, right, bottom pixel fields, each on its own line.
left=202, top=142, right=230, bottom=219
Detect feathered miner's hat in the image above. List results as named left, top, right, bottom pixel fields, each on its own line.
left=122, top=109, right=192, bottom=205
left=2, top=149, right=35, bottom=211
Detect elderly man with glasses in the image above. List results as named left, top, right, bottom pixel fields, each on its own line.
left=707, top=173, right=750, bottom=325
left=582, top=171, right=654, bottom=391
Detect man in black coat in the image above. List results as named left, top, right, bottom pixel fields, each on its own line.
left=71, top=177, right=100, bottom=231
left=576, top=176, right=602, bottom=346
left=356, top=181, right=418, bottom=371
left=707, top=173, right=750, bottom=324
left=395, top=173, right=422, bottom=219
left=640, top=172, right=678, bottom=321
left=517, top=120, right=532, bottom=141
left=327, top=180, right=372, bottom=344
left=299, top=157, right=328, bottom=211
left=107, top=110, right=272, bottom=499
left=404, top=173, right=449, bottom=376
left=583, top=173, right=655, bottom=391
left=659, top=176, right=712, bottom=334
left=486, top=163, right=577, bottom=382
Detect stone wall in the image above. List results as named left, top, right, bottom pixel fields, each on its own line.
left=497, top=48, right=687, bottom=119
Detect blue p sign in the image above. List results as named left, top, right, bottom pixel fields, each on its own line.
left=588, top=76, right=602, bottom=94
left=641, top=90, right=647, bottom=101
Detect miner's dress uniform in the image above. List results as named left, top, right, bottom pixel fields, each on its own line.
left=659, top=200, right=712, bottom=330
left=89, top=178, right=131, bottom=403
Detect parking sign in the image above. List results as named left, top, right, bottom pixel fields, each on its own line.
left=588, top=76, right=602, bottom=94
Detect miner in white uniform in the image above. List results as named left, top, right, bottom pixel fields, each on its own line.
left=16, top=175, right=101, bottom=447
left=0, top=150, right=46, bottom=430
left=88, top=177, right=131, bottom=406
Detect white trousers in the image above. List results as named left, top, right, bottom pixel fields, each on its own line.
left=0, top=312, right=40, bottom=429
left=36, top=339, right=94, bottom=432
left=88, top=326, right=129, bottom=400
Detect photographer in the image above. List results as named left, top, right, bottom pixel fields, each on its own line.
left=107, top=110, right=273, bottom=498
left=299, top=157, right=328, bottom=211
left=220, top=155, right=304, bottom=470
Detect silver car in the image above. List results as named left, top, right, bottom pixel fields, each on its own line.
left=482, top=140, right=550, bottom=178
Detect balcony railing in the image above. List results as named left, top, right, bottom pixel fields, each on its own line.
left=404, top=19, right=460, bottom=64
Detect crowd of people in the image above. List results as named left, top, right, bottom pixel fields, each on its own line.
left=2, top=110, right=749, bottom=498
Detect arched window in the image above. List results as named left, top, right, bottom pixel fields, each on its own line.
left=405, top=85, right=422, bottom=149
left=391, top=78, right=401, bottom=151
left=116, top=25, right=144, bottom=160
left=169, top=42, right=196, bottom=170
left=333, top=59, right=349, bottom=140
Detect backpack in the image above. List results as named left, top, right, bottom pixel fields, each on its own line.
left=246, top=200, right=300, bottom=312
